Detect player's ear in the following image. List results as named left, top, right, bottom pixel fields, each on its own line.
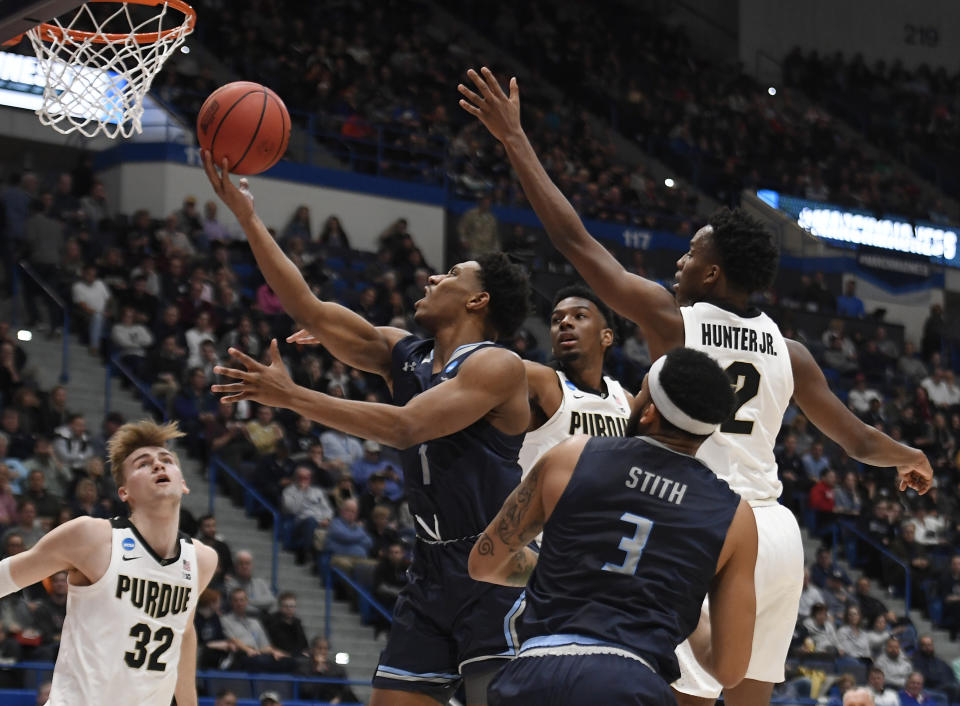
left=600, top=327, right=614, bottom=348
left=640, top=401, right=659, bottom=426
left=466, top=290, right=490, bottom=313
left=117, top=485, right=129, bottom=504
left=703, top=263, right=720, bottom=286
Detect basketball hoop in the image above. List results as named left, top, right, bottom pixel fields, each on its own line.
left=21, top=0, right=196, bottom=138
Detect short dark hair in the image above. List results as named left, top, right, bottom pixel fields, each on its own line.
left=707, top=207, right=778, bottom=295
left=475, top=253, right=530, bottom=339
left=657, top=348, right=735, bottom=438
left=551, top=284, right=613, bottom=329
left=278, top=591, right=296, bottom=602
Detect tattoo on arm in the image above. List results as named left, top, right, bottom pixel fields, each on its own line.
left=477, top=533, right=495, bottom=556
left=496, top=464, right=542, bottom=550
left=505, top=548, right=538, bottom=587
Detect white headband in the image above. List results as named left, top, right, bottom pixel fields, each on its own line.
left=647, top=356, right=720, bottom=436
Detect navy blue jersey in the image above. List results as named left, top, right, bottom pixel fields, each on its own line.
left=391, top=335, right=524, bottom=542
left=519, top=436, right=741, bottom=682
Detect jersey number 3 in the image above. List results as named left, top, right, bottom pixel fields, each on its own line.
left=602, top=512, right=654, bottom=575
left=124, top=623, right=174, bottom=671
left=721, top=361, right=761, bottom=435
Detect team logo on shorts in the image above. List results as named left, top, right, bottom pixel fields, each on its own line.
left=122, top=538, right=136, bottom=551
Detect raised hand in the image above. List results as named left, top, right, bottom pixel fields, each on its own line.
left=201, top=150, right=255, bottom=222
left=457, top=67, right=522, bottom=144
left=287, top=329, right=322, bottom=346
left=897, top=450, right=934, bottom=495
left=212, top=339, right=295, bottom=408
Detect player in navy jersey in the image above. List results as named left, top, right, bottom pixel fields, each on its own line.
left=459, top=67, right=932, bottom=706
left=203, top=153, right=531, bottom=706
left=469, top=347, right=758, bottom=706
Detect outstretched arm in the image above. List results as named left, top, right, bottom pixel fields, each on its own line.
left=214, top=341, right=528, bottom=449
left=202, top=152, right=406, bottom=378
left=0, top=517, right=111, bottom=597
left=690, top=500, right=758, bottom=689
left=788, top=340, right=932, bottom=493
left=458, top=68, right=684, bottom=358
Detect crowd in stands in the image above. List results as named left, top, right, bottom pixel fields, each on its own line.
left=158, top=0, right=702, bottom=231
left=2, top=145, right=960, bottom=701
left=152, top=0, right=960, bottom=232
left=452, top=0, right=959, bottom=227
left=782, top=48, right=960, bottom=212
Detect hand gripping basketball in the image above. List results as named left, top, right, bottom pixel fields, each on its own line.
left=202, top=151, right=255, bottom=222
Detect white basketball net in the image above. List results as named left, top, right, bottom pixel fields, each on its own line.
left=25, top=2, right=194, bottom=138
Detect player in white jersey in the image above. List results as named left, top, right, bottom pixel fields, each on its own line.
left=458, top=66, right=933, bottom=706
left=0, top=420, right=217, bottom=706
left=518, top=284, right=633, bottom=477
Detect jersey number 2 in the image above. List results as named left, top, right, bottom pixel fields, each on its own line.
left=602, top=512, right=654, bottom=575
left=720, top=361, right=761, bottom=435
left=124, top=623, right=174, bottom=671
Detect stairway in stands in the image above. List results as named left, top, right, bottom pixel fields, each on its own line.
left=799, top=528, right=960, bottom=663
left=18, top=326, right=381, bottom=702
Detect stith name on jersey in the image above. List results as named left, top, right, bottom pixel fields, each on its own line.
left=115, top=575, right=192, bottom=620
left=626, top=467, right=687, bottom=506
left=700, top=323, right=778, bottom=356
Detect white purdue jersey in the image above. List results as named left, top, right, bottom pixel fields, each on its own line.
left=47, top=518, right=199, bottom=706
left=519, top=369, right=632, bottom=477
left=680, top=302, right=794, bottom=502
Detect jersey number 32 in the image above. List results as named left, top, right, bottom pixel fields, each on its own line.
left=124, top=623, right=174, bottom=672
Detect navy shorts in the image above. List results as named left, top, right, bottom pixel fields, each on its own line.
left=372, top=538, right=526, bottom=701
left=489, top=651, right=674, bottom=706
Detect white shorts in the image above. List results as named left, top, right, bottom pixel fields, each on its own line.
left=673, top=502, right=804, bottom=698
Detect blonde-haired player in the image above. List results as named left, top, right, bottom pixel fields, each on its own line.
left=0, top=420, right=217, bottom=706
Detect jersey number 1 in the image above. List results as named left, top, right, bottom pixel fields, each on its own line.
left=124, top=623, right=174, bottom=671
left=720, top=361, right=761, bottom=435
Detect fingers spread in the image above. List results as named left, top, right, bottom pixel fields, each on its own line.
left=228, top=347, right=259, bottom=369
left=459, top=99, right=482, bottom=117
left=482, top=66, right=507, bottom=99
left=467, top=68, right=492, bottom=97
left=211, top=382, right=248, bottom=393
left=214, top=366, right=253, bottom=382
left=458, top=83, right=484, bottom=105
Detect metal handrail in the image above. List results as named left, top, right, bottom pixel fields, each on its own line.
left=14, top=261, right=70, bottom=383
left=329, top=564, right=395, bottom=624
left=104, top=353, right=168, bottom=422
left=209, top=456, right=280, bottom=596
left=833, top=520, right=912, bottom=612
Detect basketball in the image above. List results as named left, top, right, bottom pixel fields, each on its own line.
left=196, top=81, right=290, bottom=175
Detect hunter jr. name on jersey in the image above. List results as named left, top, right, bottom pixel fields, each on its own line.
left=700, top=323, right=778, bottom=356
left=115, top=575, right=192, bottom=619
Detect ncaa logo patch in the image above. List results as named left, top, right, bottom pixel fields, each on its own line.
left=121, top=538, right=136, bottom=551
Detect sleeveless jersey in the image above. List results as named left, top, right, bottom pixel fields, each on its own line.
left=391, top=335, right=524, bottom=542
left=680, top=302, right=794, bottom=502
left=47, top=517, right=199, bottom=706
left=519, top=436, right=740, bottom=682
left=518, top=370, right=631, bottom=478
